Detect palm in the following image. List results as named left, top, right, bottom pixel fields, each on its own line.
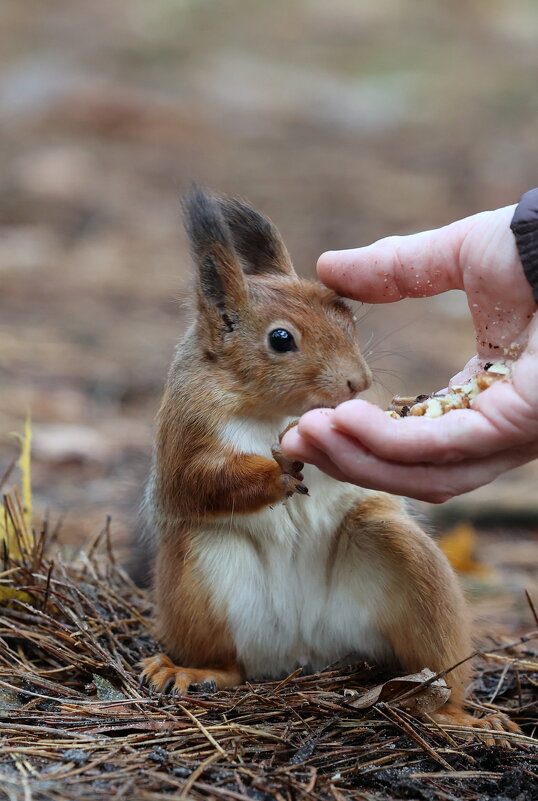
left=450, top=208, right=536, bottom=384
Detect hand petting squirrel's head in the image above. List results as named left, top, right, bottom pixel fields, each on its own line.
left=183, top=186, right=371, bottom=417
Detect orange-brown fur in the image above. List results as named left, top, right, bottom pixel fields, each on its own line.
left=334, top=495, right=471, bottom=705
left=152, top=531, right=238, bottom=668
left=141, top=188, right=518, bottom=742
left=155, top=384, right=305, bottom=521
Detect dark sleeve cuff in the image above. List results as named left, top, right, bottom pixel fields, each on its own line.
left=510, top=187, right=538, bottom=305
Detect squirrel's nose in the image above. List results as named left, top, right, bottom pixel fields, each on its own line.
left=346, top=363, right=372, bottom=395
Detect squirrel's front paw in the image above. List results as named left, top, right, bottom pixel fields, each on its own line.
left=271, top=444, right=304, bottom=480
left=271, top=445, right=308, bottom=497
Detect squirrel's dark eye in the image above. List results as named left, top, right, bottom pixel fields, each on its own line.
left=268, top=328, right=297, bottom=353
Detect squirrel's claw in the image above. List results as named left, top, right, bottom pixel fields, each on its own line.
left=432, top=705, right=521, bottom=748
left=271, top=444, right=304, bottom=477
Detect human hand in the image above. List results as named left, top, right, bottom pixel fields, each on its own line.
left=281, top=205, right=538, bottom=502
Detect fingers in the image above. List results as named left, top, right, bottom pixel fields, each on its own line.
left=317, top=218, right=470, bottom=302
left=328, top=379, right=538, bottom=465
left=283, top=414, right=538, bottom=503
left=280, top=424, right=350, bottom=483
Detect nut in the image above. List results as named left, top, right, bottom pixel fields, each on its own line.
left=386, top=362, right=512, bottom=419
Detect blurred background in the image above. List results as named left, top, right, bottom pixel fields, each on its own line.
left=0, top=1, right=537, bottom=628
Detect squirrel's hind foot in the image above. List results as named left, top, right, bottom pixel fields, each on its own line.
left=140, top=653, right=242, bottom=694
left=431, top=703, right=520, bottom=748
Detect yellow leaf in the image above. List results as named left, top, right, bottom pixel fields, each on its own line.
left=0, top=586, right=35, bottom=606
left=17, top=416, right=32, bottom=534
left=0, top=417, right=33, bottom=557
left=439, top=522, right=492, bottom=577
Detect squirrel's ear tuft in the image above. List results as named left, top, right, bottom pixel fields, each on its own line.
left=182, top=186, right=246, bottom=323
left=218, top=196, right=295, bottom=277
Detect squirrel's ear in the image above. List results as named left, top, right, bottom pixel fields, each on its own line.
left=183, top=187, right=247, bottom=327
left=218, top=196, right=295, bottom=277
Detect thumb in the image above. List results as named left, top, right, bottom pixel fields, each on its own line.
left=317, top=219, right=476, bottom=302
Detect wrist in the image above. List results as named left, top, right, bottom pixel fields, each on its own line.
left=510, top=188, right=538, bottom=305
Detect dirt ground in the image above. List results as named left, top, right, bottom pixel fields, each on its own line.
left=1, top=1, right=537, bottom=632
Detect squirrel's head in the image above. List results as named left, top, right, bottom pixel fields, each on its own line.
left=183, top=187, right=371, bottom=417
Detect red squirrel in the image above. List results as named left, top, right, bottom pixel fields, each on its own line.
left=141, top=187, right=518, bottom=740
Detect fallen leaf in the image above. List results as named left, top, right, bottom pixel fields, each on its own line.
left=439, top=523, right=493, bottom=578
left=0, top=687, right=23, bottom=710
left=346, top=669, right=451, bottom=716
left=0, top=586, right=36, bottom=606
left=92, top=674, right=127, bottom=702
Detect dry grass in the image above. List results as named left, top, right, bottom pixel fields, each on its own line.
left=0, top=512, right=536, bottom=801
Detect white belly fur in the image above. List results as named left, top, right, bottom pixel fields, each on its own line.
left=193, top=416, right=395, bottom=679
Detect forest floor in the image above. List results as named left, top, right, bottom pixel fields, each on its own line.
left=0, top=520, right=536, bottom=801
